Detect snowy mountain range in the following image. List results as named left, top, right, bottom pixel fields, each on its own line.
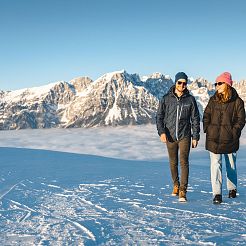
left=0, top=70, right=245, bottom=130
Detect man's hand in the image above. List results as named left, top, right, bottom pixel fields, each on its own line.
left=160, top=133, right=167, bottom=143
left=192, top=139, right=198, bottom=148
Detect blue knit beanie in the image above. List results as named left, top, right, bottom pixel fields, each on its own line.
left=175, top=72, right=188, bottom=82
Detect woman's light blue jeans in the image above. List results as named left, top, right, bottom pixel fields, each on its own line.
left=209, top=152, right=237, bottom=196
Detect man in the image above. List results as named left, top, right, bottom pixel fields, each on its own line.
left=156, top=72, right=200, bottom=202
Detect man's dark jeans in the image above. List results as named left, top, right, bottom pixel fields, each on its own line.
left=166, top=137, right=191, bottom=191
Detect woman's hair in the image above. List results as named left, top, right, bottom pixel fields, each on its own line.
left=215, top=84, right=232, bottom=103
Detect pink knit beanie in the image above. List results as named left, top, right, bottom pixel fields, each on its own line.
left=215, top=72, right=233, bottom=86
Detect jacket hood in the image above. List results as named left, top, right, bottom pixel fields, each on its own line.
left=212, top=86, right=239, bottom=103
left=168, top=85, right=190, bottom=98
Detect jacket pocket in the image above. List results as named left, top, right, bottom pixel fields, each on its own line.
left=180, top=105, right=191, bottom=120
left=206, top=124, right=219, bottom=140
left=220, top=125, right=233, bottom=143
left=232, top=127, right=241, bottom=139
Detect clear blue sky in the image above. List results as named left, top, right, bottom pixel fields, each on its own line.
left=1, top=0, right=246, bottom=90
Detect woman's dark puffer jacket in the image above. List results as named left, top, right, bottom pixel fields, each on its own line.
left=203, top=87, right=245, bottom=154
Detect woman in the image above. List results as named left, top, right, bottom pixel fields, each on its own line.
left=203, top=72, right=245, bottom=204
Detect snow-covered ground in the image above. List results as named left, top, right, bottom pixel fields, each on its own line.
left=0, top=125, right=245, bottom=245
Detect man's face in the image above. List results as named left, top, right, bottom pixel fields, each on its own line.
left=175, top=79, right=187, bottom=93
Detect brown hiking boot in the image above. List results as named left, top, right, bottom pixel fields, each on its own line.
left=171, top=185, right=179, bottom=196
left=179, top=190, right=187, bottom=202
left=228, top=189, right=237, bottom=198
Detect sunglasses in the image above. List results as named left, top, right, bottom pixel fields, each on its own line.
left=214, top=82, right=225, bottom=86
left=177, top=81, right=187, bottom=86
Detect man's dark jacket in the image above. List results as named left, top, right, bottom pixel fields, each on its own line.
left=156, top=86, right=200, bottom=142
left=203, top=87, right=245, bottom=154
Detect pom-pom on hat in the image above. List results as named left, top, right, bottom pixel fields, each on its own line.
left=175, top=72, right=188, bottom=82
left=216, top=72, right=233, bottom=86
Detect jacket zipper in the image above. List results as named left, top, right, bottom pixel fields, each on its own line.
left=176, top=103, right=179, bottom=140
left=176, top=98, right=183, bottom=141
left=217, top=104, right=225, bottom=153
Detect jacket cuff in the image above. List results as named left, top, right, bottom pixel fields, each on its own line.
left=158, top=130, right=166, bottom=136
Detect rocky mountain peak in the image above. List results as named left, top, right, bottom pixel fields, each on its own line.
left=70, top=77, right=93, bottom=93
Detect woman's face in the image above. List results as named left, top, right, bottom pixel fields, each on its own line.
left=215, top=82, right=227, bottom=94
